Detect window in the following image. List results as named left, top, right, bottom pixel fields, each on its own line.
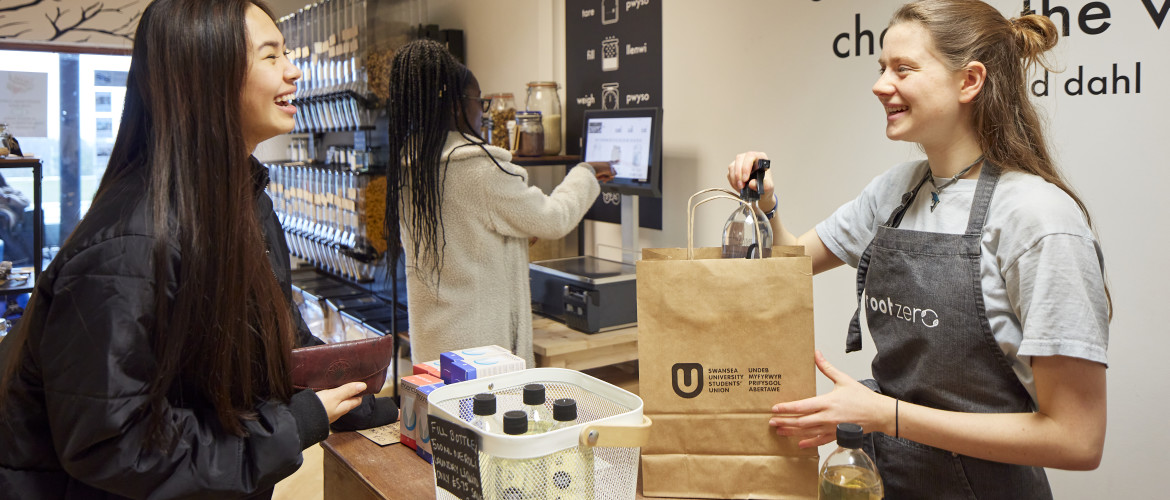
left=0, top=46, right=131, bottom=250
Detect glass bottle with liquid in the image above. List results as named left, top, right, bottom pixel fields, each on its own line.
left=818, top=423, right=884, bottom=500
left=546, top=398, right=594, bottom=500
left=522, top=384, right=554, bottom=434
left=494, top=410, right=547, bottom=500
left=721, top=158, right=773, bottom=259
left=525, top=81, right=562, bottom=155
left=471, top=393, right=500, bottom=433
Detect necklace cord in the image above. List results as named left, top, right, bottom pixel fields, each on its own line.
left=926, top=155, right=984, bottom=212
left=928, top=155, right=985, bottom=192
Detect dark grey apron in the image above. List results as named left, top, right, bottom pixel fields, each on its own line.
left=845, top=162, right=1052, bottom=500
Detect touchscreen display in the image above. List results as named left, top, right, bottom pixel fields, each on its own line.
left=582, top=116, right=653, bottom=182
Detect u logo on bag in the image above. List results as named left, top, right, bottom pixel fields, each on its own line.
left=672, top=363, right=704, bottom=398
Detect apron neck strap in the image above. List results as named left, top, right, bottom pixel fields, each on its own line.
left=964, top=160, right=1001, bottom=235
left=885, top=163, right=933, bottom=229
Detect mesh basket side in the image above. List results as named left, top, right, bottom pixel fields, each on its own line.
left=433, top=446, right=640, bottom=500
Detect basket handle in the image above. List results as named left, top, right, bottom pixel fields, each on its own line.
left=578, top=416, right=652, bottom=448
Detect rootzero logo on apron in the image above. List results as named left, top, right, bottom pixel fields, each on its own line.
left=862, top=291, right=940, bottom=328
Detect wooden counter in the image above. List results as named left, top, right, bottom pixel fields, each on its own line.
left=531, top=315, right=638, bottom=371
left=321, top=431, right=691, bottom=499
left=322, top=432, right=436, bottom=499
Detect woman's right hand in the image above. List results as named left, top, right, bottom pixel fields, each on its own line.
left=586, top=161, right=616, bottom=182
left=727, top=151, right=774, bottom=199
left=316, top=382, right=367, bottom=423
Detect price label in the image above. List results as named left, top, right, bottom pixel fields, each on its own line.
left=356, top=421, right=401, bottom=446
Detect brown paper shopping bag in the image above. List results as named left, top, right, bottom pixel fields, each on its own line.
left=637, top=189, right=818, bottom=499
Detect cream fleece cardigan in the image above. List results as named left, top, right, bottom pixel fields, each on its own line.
left=402, top=132, right=600, bottom=366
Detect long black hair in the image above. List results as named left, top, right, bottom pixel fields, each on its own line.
left=0, top=0, right=296, bottom=446
left=385, top=39, right=481, bottom=283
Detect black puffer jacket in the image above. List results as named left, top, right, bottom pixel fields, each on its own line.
left=0, top=159, right=392, bottom=499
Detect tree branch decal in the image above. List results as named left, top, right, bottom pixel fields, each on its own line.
left=0, top=0, right=45, bottom=15
left=0, top=13, right=30, bottom=38
left=45, top=1, right=139, bottom=42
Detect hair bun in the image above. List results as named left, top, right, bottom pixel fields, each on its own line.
left=1011, top=14, right=1059, bottom=57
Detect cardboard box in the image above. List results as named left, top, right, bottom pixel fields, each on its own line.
left=413, top=381, right=444, bottom=464
left=440, top=345, right=525, bottom=384
left=413, top=359, right=440, bottom=379
left=399, top=373, right=443, bottom=451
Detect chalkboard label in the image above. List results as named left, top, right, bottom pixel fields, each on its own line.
left=430, top=416, right=485, bottom=500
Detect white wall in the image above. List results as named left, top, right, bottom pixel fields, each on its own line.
left=275, top=1, right=1168, bottom=496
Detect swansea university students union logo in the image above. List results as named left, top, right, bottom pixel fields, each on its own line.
left=671, top=363, right=704, bottom=399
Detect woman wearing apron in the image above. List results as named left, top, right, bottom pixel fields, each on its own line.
left=728, top=1, right=1108, bottom=499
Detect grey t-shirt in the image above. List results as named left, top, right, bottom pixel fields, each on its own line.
left=816, top=161, right=1109, bottom=403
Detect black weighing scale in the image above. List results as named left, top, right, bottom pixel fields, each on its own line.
left=529, top=255, right=637, bottom=334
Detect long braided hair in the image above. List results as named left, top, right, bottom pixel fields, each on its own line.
left=385, top=40, right=481, bottom=284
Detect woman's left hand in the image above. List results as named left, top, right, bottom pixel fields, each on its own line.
left=769, top=350, right=895, bottom=448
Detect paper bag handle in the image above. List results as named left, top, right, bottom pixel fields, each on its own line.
left=579, top=415, right=653, bottom=448
left=686, top=188, right=765, bottom=260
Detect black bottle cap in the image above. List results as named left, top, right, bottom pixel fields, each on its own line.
left=473, top=393, right=496, bottom=416
left=523, top=384, right=546, bottom=405
left=553, top=398, right=577, bottom=422
left=836, top=422, right=864, bottom=449
left=503, top=410, right=528, bottom=435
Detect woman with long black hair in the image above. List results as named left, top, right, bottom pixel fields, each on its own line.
left=0, top=0, right=389, bottom=497
left=386, top=40, right=613, bottom=366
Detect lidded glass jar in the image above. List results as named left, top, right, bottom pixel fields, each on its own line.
left=488, top=93, right=516, bottom=150
left=479, top=92, right=497, bottom=144
left=525, top=81, right=562, bottom=155
left=514, top=111, right=544, bottom=157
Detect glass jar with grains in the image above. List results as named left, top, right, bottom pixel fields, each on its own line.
left=487, top=93, right=516, bottom=150
left=525, top=82, right=562, bottom=155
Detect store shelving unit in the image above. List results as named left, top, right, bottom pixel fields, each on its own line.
left=0, top=158, right=42, bottom=296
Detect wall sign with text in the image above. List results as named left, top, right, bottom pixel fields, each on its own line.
left=566, top=0, right=663, bottom=229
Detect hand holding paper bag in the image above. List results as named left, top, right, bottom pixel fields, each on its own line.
left=770, top=350, right=896, bottom=449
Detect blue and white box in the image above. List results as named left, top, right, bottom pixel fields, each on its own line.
left=440, top=345, right=526, bottom=385
left=414, top=381, right=445, bottom=464
left=399, top=373, right=443, bottom=452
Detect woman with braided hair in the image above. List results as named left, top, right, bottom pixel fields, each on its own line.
left=729, top=1, right=1109, bottom=498
left=386, top=40, right=613, bottom=366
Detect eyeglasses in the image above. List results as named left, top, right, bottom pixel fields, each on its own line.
left=463, top=95, right=491, bottom=112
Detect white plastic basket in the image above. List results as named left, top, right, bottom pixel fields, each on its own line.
left=427, top=367, right=651, bottom=500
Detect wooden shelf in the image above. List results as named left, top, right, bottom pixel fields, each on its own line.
left=531, top=314, right=638, bottom=371
left=510, top=154, right=581, bottom=166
